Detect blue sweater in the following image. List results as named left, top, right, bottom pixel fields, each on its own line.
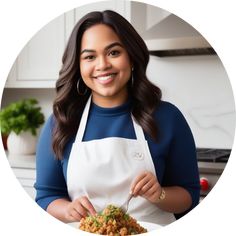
left=34, top=100, right=200, bottom=219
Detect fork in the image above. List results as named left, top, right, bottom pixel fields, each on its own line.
left=120, top=193, right=133, bottom=213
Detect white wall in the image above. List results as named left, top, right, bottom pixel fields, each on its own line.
left=147, top=55, right=236, bottom=149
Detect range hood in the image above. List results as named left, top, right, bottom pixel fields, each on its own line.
left=131, top=3, right=216, bottom=57
left=146, top=14, right=216, bottom=57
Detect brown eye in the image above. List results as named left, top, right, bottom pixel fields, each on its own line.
left=84, top=55, right=95, bottom=60
left=109, top=50, right=120, bottom=56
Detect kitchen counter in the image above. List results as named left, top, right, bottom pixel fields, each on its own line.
left=198, top=161, right=226, bottom=175
left=5, top=152, right=36, bottom=199
left=7, top=153, right=36, bottom=169
left=198, top=161, right=227, bottom=197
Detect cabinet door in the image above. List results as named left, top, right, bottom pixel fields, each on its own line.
left=6, top=14, right=66, bottom=88
left=12, top=168, right=36, bottom=199
left=18, top=14, right=64, bottom=84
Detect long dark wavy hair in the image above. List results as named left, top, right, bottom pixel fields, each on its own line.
left=53, top=10, right=162, bottom=159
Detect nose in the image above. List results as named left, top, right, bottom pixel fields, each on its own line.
left=96, top=55, right=111, bottom=71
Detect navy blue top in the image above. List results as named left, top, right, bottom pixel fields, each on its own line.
left=34, top=100, right=200, bottom=219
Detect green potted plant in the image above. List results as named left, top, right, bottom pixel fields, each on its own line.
left=0, top=98, right=45, bottom=155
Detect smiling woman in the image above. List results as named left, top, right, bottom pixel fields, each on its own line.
left=79, top=24, right=132, bottom=107
left=34, top=10, right=200, bottom=227
left=52, top=10, right=161, bottom=161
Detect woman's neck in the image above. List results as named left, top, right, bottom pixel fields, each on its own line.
left=91, top=90, right=129, bottom=108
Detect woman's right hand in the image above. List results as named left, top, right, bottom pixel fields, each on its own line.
left=65, top=196, right=97, bottom=222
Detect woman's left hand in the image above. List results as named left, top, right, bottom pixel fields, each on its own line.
left=130, top=171, right=162, bottom=204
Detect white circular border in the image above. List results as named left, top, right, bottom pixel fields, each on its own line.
left=1, top=1, right=236, bottom=235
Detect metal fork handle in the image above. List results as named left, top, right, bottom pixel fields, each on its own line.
left=123, top=193, right=133, bottom=213
left=127, top=194, right=133, bottom=203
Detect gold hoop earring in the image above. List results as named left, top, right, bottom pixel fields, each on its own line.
left=77, top=78, right=88, bottom=96
left=131, top=67, right=134, bottom=86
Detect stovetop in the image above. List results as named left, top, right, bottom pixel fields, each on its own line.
left=196, top=148, right=231, bottom=163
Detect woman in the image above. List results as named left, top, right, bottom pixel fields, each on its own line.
left=35, top=10, right=200, bottom=226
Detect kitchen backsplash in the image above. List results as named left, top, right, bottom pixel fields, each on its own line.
left=147, top=55, right=236, bottom=149
left=1, top=55, right=235, bottom=149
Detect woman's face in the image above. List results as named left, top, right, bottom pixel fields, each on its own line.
left=80, top=24, right=132, bottom=107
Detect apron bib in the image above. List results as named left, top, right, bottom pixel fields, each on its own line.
left=67, top=97, right=175, bottom=225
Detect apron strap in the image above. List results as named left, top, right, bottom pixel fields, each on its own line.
left=75, top=96, right=92, bottom=142
left=131, top=116, right=147, bottom=142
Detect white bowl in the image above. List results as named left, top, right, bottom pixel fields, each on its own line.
left=68, top=221, right=162, bottom=234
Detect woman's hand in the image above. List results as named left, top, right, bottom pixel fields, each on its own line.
left=65, top=196, right=96, bottom=222
left=130, top=171, right=162, bottom=204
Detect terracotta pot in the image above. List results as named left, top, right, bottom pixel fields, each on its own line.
left=1, top=133, right=8, bottom=150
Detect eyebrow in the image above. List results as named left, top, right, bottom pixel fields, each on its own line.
left=80, top=42, right=123, bottom=55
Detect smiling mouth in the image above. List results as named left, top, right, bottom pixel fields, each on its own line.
left=94, top=73, right=117, bottom=82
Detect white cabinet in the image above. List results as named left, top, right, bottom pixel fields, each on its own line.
left=12, top=167, right=36, bottom=199
left=5, top=1, right=176, bottom=89
left=4, top=1, right=169, bottom=89
left=5, top=0, right=130, bottom=88
left=5, top=14, right=66, bottom=88
left=18, top=16, right=64, bottom=84
left=8, top=154, right=36, bottom=199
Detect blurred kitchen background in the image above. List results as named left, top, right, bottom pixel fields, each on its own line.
left=1, top=1, right=235, bottom=200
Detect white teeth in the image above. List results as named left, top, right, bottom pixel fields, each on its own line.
left=97, top=74, right=115, bottom=81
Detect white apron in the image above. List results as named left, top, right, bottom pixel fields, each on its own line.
left=67, top=97, right=175, bottom=225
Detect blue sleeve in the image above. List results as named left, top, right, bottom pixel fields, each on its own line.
left=162, top=105, right=200, bottom=218
left=34, top=115, right=69, bottom=210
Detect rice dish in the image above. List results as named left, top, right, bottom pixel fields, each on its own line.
left=79, top=205, right=147, bottom=235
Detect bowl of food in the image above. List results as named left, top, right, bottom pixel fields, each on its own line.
left=78, top=205, right=161, bottom=235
